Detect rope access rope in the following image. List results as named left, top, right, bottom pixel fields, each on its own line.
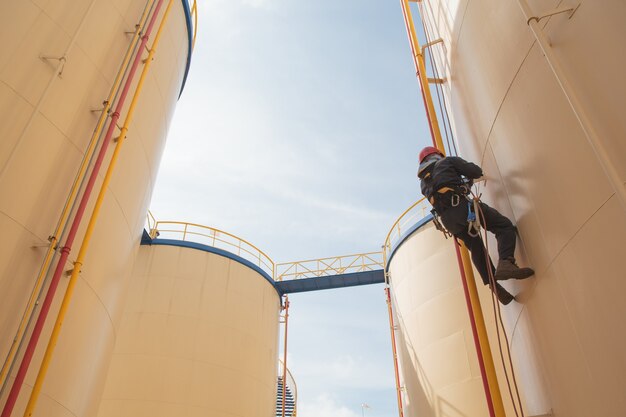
left=413, top=1, right=525, bottom=412
left=407, top=2, right=514, bottom=414
left=471, top=183, right=526, bottom=417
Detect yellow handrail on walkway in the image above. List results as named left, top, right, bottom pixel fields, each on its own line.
left=150, top=220, right=275, bottom=278
left=147, top=217, right=381, bottom=284
left=383, top=197, right=430, bottom=261
left=275, top=252, right=383, bottom=281
left=22, top=1, right=175, bottom=415
left=146, top=209, right=157, bottom=233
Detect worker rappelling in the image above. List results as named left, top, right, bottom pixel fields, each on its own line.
left=417, top=146, right=534, bottom=304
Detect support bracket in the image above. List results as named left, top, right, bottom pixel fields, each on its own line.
left=421, top=38, right=444, bottom=55
left=39, top=55, right=67, bottom=77
left=125, top=24, right=141, bottom=35
left=527, top=3, right=581, bottom=25
left=427, top=77, right=447, bottom=85
left=90, top=100, right=110, bottom=113
left=30, top=243, right=51, bottom=248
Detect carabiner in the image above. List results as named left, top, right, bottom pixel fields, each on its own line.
left=468, top=221, right=480, bottom=237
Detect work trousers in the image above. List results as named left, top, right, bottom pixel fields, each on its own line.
left=439, top=200, right=516, bottom=285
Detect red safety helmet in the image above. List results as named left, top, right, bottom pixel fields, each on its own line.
left=419, top=146, right=444, bottom=163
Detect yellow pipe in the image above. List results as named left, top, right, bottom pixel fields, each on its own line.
left=281, top=296, right=289, bottom=417
left=401, top=2, right=507, bottom=416
left=385, top=287, right=405, bottom=417
left=191, top=0, right=198, bottom=50
left=22, top=1, right=174, bottom=415
left=0, top=0, right=154, bottom=392
left=400, top=0, right=445, bottom=152
left=459, top=242, right=507, bottom=416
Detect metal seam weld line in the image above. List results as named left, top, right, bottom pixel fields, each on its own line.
left=0, top=0, right=98, bottom=181
left=516, top=0, right=626, bottom=212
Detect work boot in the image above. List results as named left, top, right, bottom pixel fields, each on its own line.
left=492, top=283, right=515, bottom=305
left=494, top=257, right=534, bottom=281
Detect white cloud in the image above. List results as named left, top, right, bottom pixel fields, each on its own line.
left=289, top=351, right=394, bottom=392
left=298, top=393, right=360, bottom=417
left=327, top=355, right=357, bottom=379
left=241, top=0, right=278, bottom=9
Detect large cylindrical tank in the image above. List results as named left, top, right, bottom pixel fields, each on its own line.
left=398, top=0, right=626, bottom=416
left=0, top=1, right=192, bottom=416
left=388, top=215, right=548, bottom=417
left=389, top=219, right=489, bottom=417
left=97, top=240, right=281, bottom=417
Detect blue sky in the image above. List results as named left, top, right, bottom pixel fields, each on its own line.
left=150, top=0, right=432, bottom=415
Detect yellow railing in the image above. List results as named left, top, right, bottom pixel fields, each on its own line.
left=145, top=215, right=385, bottom=284
left=275, top=252, right=383, bottom=282
left=189, top=0, right=198, bottom=50
left=383, top=197, right=431, bottom=260
left=149, top=220, right=275, bottom=277
left=146, top=210, right=157, bottom=234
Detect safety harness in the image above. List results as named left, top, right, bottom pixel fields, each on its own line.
left=429, top=181, right=482, bottom=238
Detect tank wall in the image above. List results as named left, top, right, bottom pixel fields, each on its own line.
left=420, top=0, right=626, bottom=415
left=389, top=222, right=488, bottom=417
left=97, top=244, right=281, bottom=417
left=0, top=1, right=189, bottom=416
left=389, top=222, right=548, bottom=417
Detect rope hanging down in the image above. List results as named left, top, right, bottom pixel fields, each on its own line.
left=413, top=1, right=526, bottom=410
left=470, top=182, right=526, bottom=417
left=427, top=178, right=527, bottom=417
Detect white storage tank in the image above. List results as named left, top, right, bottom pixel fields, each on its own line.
left=0, top=1, right=193, bottom=415
left=396, top=0, right=626, bottom=415
left=388, top=218, right=489, bottom=417
left=97, top=229, right=281, bottom=417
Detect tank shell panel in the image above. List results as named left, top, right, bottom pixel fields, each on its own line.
left=97, top=244, right=281, bottom=417
left=389, top=222, right=489, bottom=417
left=410, top=0, right=626, bottom=415
left=0, top=1, right=190, bottom=415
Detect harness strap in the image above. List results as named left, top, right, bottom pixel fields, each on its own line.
left=432, top=186, right=464, bottom=208
left=430, top=209, right=451, bottom=239
left=467, top=199, right=481, bottom=237
left=437, top=186, right=456, bottom=194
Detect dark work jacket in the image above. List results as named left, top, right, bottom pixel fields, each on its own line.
left=420, top=156, right=483, bottom=212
